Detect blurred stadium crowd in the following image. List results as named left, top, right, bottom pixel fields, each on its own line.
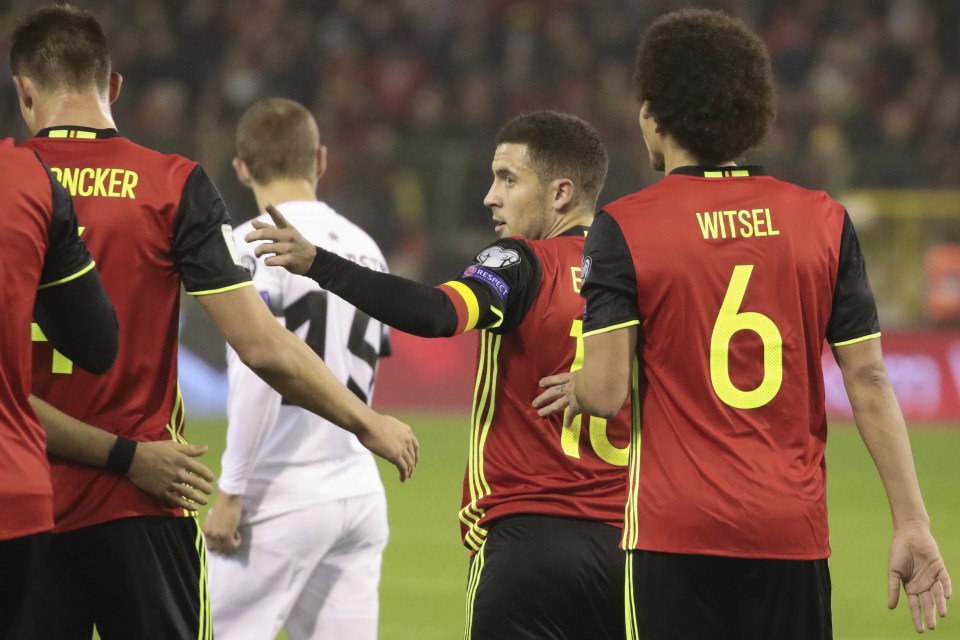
left=1, top=0, right=958, bottom=288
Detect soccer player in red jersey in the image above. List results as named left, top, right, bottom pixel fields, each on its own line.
left=0, top=140, right=117, bottom=639
left=536, top=8, right=951, bottom=639
left=8, top=6, right=418, bottom=638
left=249, top=111, right=630, bottom=639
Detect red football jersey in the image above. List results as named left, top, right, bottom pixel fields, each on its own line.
left=446, top=230, right=631, bottom=552
left=23, top=127, right=251, bottom=533
left=0, top=141, right=94, bottom=540
left=582, top=166, right=879, bottom=559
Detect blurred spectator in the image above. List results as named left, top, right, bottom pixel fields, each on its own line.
left=3, top=0, right=957, bottom=294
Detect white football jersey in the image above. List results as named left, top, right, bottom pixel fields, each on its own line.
left=218, top=200, right=388, bottom=512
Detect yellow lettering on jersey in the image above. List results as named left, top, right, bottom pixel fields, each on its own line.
left=764, top=208, right=779, bottom=235
left=737, top=210, right=754, bottom=238
left=52, top=167, right=139, bottom=200
left=697, top=207, right=779, bottom=240
left=696, top=211, right=720, bottom=239
left=571, top=266, right=583, bottom=294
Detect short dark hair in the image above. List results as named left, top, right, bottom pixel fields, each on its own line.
left=635, top=9, right=775, bottom=164
left=495, top=110, right=609, bottom=209
left=236, top=98, right=320, bottom=184
left=10, top=4, right=111, bottom=94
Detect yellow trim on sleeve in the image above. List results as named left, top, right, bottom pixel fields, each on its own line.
left=831, top=332, right=881, bottom=347
left=187, top=281, right=254, bottom=297
left=486, top=306, right=504, bottom=330
left=37, top=260, right=96, bottom=290
left=445, top=280, right=480, bottom=331
left=582, top=319, right=640, bottom=339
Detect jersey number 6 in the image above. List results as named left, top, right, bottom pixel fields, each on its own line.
left=710, top=264, right=783, bottom=409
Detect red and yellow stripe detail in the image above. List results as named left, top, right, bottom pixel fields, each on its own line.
left=438, top=281, right=481, bottom=334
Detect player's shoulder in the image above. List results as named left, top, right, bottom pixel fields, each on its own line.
left=312, top=202, right=387, bottom=261
left=602, top=181, right=674, bottom=220
left=770, top=176, right=843, bottom=208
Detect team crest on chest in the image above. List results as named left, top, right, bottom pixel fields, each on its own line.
left=476, top=245, right=520, bottom=269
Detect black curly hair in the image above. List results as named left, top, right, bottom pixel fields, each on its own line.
left=635, top=9, right=775, bottom=165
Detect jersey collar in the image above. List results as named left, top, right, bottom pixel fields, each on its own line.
left=558, top=225, right=590, bottom=238
left=669, top=165, right=765, bottom=178
left=35, top=126, right=120, bottom=140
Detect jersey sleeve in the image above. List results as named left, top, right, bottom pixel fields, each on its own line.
left=436, top=238, right=541, bottom=335
left=580, top=211, right=641, bottom=337
left=826, top=211, right=881, bottom=346
left=39, top=164, right=96, bottom=288
left=173, top=166, right=253, bottom=295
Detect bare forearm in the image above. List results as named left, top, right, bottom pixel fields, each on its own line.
left=31, top=395, right=115, bottom=466
left=575, top=328, right=636, bottom=418
left=845, top=370, right=929, bottom=527
left=242, top=327, right=375, bottom=436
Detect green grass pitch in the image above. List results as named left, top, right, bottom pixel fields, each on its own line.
left=100, top=416, right=960, bottom=639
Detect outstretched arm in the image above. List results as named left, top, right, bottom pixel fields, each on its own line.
left=245, top=206, right=461, bottom=337
left=835, top=338, right=951, bottom=633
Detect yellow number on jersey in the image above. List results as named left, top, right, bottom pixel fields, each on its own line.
left=560, top=319, right=629, bottom=466
left=710, top=265, right=783, bottom=409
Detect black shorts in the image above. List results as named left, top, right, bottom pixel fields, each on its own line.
left=626, top=550, right=832, bottom=640
left=465, top=514, right=624, bottom=640
left=0, top=532, right=49, bottom=640
left=20, top=515, right=211, bottom=640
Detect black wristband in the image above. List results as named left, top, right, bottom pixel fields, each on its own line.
left=105, top=437, right=137, bottom=475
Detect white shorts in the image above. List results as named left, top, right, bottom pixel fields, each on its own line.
left=207, top=491, right=388, bottom=640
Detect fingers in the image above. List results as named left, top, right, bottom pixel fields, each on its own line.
left=180, top=467, right=213, bottom=495
left=245, top=227, right=290, bottom=244
left=265, top=204, right=289, bottom=229
left=205, top=531, right=241, bottom=555
left=532, top=384, right=566, bottom=409
left=252, top=240, right=291, bottom=259
left=942, top=567, right=953, bottom=601
left=536, top=395, right=570, bottom=418
left=539, top=373, right=573, bottom=388
left=908, top=593, right=924, bottom=634
left=889, top=571, right=902, bottom=610
left=933, top=579, right=948, bottom=619
left=921, top=589, right=938, bottom=630
left=248, top=219, right=276, bottom=233
left=185, top=458, right=215, bottom=483
left=563, top=406, right=577, bottom=429
left=174, top=442, right=209, bottom=458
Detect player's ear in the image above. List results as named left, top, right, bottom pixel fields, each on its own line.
left=12, top=76, right=34, bottom=109
left=551, top=177, right=575, bottom=213
left=316, top=145, right=328, bottom=180
left=108, top=72, right=123, bottom=104
left=639, top=101, right=662, bottom=135
left=232, top=157, right=252, bottom=187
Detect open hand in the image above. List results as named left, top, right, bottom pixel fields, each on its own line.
left=127, top=440, right=214, bottom=511
left=888, top=523, right=952, bottom=632
left=244, top=204, right=317, bottom=275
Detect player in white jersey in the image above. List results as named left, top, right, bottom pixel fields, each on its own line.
left=203, top=98, right=390, bottom=640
